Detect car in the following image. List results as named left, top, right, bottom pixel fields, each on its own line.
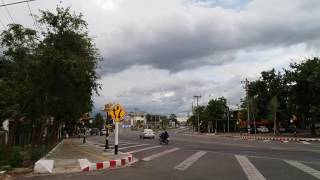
left=91, top=128, right=99, bottom=135
left=140, top=129, right=155, bottom=139
left=100, top=129, right=107, bottom=136
left=257, top=126, right=269, bottom=133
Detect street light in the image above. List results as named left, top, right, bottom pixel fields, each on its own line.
left=193, top=95, right=201, bottom=133
left=241, top=78, right=250, bottom=131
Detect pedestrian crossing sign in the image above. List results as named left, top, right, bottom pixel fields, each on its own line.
left=109, top=103, right=126, bottom=122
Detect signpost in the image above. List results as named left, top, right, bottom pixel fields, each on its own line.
left=108, top=103, right=126, bottom=155
left=103, top=103, right=113, bottom=150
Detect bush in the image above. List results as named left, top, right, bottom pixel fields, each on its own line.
left=30, top=145, right=48, bottom=162
left=8, top=147, right=23, bottom=167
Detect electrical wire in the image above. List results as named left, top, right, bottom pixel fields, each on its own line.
left=1, top=0, right=15, bottom=24
left=0, top=16, right=6, bottom=29
left=26, top=0, right=41, bottom=30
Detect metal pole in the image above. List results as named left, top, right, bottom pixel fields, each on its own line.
left=227, top=107, right=230, bottom=133
left=105, top=112, right=109, bottom=150
left=197, top=98, right=199, bottom=133
left=115, top=121, right=119, bottom=155
left=246, top=79, right=250, bottom=131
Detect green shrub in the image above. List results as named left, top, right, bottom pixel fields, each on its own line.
left=8, top=147, right=23, bottom=167
left=30, top=146, right=48, bottom=162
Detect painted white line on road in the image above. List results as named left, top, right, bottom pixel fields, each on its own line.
left=285, top=160, right=320, bottom=179
left=142, top=148, right=180, bottom=161
left=263, top=140, right=270, bottom=142
left=175, top=151, right=207, bottom=171
left=127, top=145, right=162, bottom=154
left=235, top=155, right=266, bottom=180
left=119, top=144, right=149, bottom=150
left=301, top=141, right=311, bottom=145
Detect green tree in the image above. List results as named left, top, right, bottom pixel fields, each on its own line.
left=286, top=57, right=320, bottom=135
left=169, top=113, right=178, bottom=127
left=0, top=6, right=101, bottom=146
left=206, top=97, right=227, bottom=132
left=94, top=113, right=105, bottom=130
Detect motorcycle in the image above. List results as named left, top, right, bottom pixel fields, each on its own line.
left=159, top=137, right=169, bottom=145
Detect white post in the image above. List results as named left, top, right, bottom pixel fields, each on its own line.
left=115, top=121, right=119, bottom=155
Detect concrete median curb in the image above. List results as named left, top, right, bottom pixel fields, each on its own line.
left=241, top=135, right=320, bottom=142
left=81, top=154, right=133, bottom=172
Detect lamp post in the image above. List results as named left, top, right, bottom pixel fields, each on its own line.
left=193, top=95, right=201, bottom=133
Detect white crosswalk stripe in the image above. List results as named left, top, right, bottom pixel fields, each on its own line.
left=285, top=160, right=320, bottom=179
left=142, top=148, right=180, bottom=161
left=235, top=155, right=266, bottom=180
left=127, top=145, right=162, bottom=154
left=301, top=141, right=311, bottom=145
left=119, top=144, right=149, bottom=150
left=175, top=151, right=207, bottom=171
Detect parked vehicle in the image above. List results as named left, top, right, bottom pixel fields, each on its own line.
left=91, top=128, right=99, bottom=135
left=139, top=129, right=155, bottom=139
left=100, top=129, right=107, bottom=136
left=257, top=126, right=269, bottom=133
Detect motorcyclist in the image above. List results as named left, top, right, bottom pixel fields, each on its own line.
left=160, top=130, right=169, bottom=142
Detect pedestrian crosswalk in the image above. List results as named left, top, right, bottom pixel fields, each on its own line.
left=89, top=140, right=320, bottom=179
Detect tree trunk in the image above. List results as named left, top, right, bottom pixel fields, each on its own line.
left=310, top=117, right=316, bottom=136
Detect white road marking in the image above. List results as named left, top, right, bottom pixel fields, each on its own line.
left=282, top=141, right=289, bottom=143
left=263, top=140, right=270, bottom=142
left=127, top=145, right=162, bottom=154
left=175, top=151, right=207, bottom=171
left=119, top=144, right=149, bottom=150
left=142, top=148, right=180, bottom=161
left=301, top=141, right=311, bottom=145
left=285, top=160, right=320, bottom=179
left=235, top=155, right=266, bottom=180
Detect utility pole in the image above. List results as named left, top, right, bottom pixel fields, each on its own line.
left=227, top=106, right=230, bottom=133
left=241, top=79, right=250, bottom=131
left=193, top=95, right=201, bottom=133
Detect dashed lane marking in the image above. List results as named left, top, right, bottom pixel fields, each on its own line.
left=175, top=151, right=207, bottom=171
left=142, top=148, right=180, bottom=161
left=119, top=144, right=149, bottom=150
left=126, top=145, right=162, bottom=154
left=285, top=160, right=320, bottom=179
left=235, top=155, right=266, bottom=180
left=301, top=141, right=311, bottom=145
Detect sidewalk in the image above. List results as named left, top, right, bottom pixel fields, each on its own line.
left=34, top=138, right=134, bottom=174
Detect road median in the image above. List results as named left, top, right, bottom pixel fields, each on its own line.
left=33, top=138, right=134, bottom=174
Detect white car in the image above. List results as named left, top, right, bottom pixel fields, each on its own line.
left=100, top=129, right=107, bottom=136
left=257, top=126, right=269, bottom=133
left=140, top=129, right=155, bottom=139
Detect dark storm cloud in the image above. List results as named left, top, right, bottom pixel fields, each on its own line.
left=97, top=0, right=320, bottom=75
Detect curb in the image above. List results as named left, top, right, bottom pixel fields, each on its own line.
left=80, top=154, right=133, bottom=172
left=240, top=135, right=320, bottom=142
left=34, top=139, right=65, bottom=173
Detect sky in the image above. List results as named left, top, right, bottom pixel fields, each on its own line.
left=1, top=0, right=320, bottom=116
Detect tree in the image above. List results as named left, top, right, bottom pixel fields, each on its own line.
left=0, top=6, right=101, bottom=146
left=269, top=96, right=279, bottom=135
left=169, top=113, right=178, bottom=127
left=205, top=97, right=227, bottom=132
left=94, top=113, right=105, bottom=130
left=286, top=57, right=320, bottom=135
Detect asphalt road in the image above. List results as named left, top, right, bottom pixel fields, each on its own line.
left=19, top=128, right=320, bottom=180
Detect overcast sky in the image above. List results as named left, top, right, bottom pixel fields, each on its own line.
left=1, top=0, right=320, bottom=116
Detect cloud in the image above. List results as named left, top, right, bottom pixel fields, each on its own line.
left=2, top=0, right=320, bottom=115
left=95, top=0, right=320, bottom=74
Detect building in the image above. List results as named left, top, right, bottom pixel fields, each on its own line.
left=128, top=112, right=146, bottom=127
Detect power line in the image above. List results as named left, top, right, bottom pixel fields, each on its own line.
left=26, top=0, right=40, bottom=30
left=0, top=0, right=35, bottom=7
left=1, top=0, right=15, bottom=23
left=0, top=16, right=6, bottom=29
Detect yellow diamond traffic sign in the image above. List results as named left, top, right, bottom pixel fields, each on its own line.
left=109, top=103, right=126, bottom=122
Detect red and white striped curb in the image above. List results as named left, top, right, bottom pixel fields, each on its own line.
left=240, top=135, right=320, bottom=142
left=80, top=154, right=133, bottom=172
